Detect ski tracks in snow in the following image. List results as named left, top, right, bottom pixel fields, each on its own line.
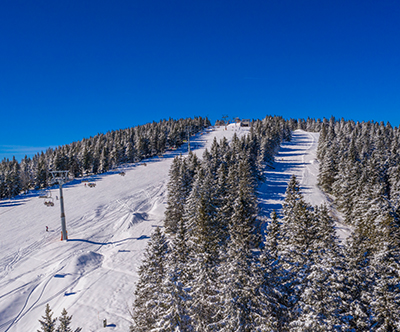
left=0, top=159, right=171, bottom=331
left=258, top=130, right=352, bottom=242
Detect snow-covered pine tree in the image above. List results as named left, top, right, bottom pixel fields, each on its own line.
left=317, top=122, right=339, bottom=194
left=277, top=175, right=318, bottom=324
left=130, top=227, right=169, bottom=332
left=155, top=267, right=193, bottom=332
left=214, top=161, right=230, bottom=248
left=164, top=156, right=184, bottom=234
left=81, top=142, right=92, bottom=175
left=290, top=205, right=344, bottom=331
left=98, top=144, right=108, bottom=172
left=258, top=229, right=287, bottom=331
left=216, top=159, right=262, bottom=332
left=331, top=155, right=361, bottom=223
left=208, top=137, right=221, bottom=175
left=183, top=164, right=222, bottom=331
left=369, top=213, right=400, bottom=331
left=342, top=230, right=374, bottom=330
left=155, top=203, right=193, bottom=332
left=264, top=210, right=280, bottom=262
left=56, top=308, right=82, bottom=332
left=35, top=153, right=48, bottom=189
left=164, top=156, right=194, bottom=234
left=6, top=157, right=21, bottom=197
left=125, top=140, right=135, bottom=163
left=37, top=303, right=57, bottom=332
left=20, top=155, right=33, bottom=194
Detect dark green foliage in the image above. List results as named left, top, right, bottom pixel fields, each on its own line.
left=38, top=304, right=57, bottom=332
left=38, top=305, right=81, bottom=332
left=35, top=153, right=48, bottom=189
left=130, top=227, right=169, bottom=331
left=56, top=308, right=82, bottom=332
left=342, top=231, right=374, bottom=330
left=315, top=117, right=400, bottom=330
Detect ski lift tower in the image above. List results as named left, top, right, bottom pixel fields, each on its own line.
left=186, top=127, right=191, bottom=153
left=50, top=170, right=70, bottom=241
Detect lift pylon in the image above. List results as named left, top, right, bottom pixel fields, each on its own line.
left=50, top=170, right=71, bottom=241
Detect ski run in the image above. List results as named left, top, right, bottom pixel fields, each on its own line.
left=1, top=124, right=349, bottom=331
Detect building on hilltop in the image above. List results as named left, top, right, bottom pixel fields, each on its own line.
left=241, top=119, right=250, bottom=127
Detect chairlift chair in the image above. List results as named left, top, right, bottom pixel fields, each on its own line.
left=39, top=189, right=52, bottom=199
left=44, top=196, right=54, bottom=207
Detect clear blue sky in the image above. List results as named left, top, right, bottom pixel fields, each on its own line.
left=1, top=0, right=400, bottom=161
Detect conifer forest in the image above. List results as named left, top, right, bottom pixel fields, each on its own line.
left=130, top=116, right=400, bottom=331
left=2, top=116, right=400, bottom=331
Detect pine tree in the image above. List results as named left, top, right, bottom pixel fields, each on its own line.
left=214, top=161, right=230, bottom=244
left=130, top=227, right=169, bottom=332
left=290, top=206, right=344, bottom=331
left=264, top=210, right=280, bottom=261
left=369, top=214, right=400, bottom=331
left=183, top=166, right=221, bottom=331
left=342, top=230, right=374, bottom=330
left=20, top=155, right=33, bottom=193
left=216, top=159, right=261, bottom=332
left=38, top=304, right=57, bottom=332
left=155, top=269, right=193, bottom=332
left=56, top=308, right=82, bottom=332
left=164, top=156, right=194, bottom=234
left=35, top=153, right=48, bottom=189
left=81, top=143, right=92, bottom=175
left=278, top=175, right=318, bottom=324
left=258, top=236, right=287, bottom=331
left=99, top=146, right=109, bottom=173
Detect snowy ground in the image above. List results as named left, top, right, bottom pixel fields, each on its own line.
left=0, top=126, right=350, bottom=331
left=258, top=130, right=352, bottom=243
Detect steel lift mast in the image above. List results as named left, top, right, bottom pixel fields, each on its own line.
left=50, top=170, right=70, bottom=241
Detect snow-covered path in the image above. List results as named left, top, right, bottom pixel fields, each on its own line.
left=258, top=129, right=352, bottom=242
left=0, top=126, right=351, bottom=331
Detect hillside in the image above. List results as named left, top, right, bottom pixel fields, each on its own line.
left=0, top=125, right=345, bottom=331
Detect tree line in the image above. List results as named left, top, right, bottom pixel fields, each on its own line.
left=0, top=117, right=210, bottom=200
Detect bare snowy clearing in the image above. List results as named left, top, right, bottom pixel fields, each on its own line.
left=0, top=125, right=350, bottom=331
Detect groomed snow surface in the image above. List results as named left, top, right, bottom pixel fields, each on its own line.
left=0, top=127, right=350, bottom=331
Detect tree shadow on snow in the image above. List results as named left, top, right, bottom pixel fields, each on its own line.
left=68, top=236, right=150, bottom=246
left=0, top=199, right=27, bottom=207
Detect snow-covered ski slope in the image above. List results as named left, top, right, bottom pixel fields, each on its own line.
left=258, top=130, right=351, bottom=241
left=0, top=126, right=349, bottom=331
